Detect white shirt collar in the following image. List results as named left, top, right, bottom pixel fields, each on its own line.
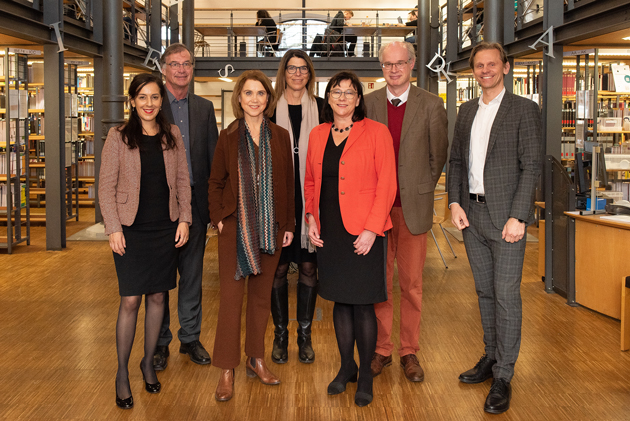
left=478, top=87, right=506, bottom=108
left=386, top=83, right=411, bottom=106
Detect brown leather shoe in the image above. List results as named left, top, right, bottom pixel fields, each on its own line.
left=245, top=357, right=281, bottom=385
left=215, top=369, right=234, bottom=402
left=370, top=353, right=393, bottom=377
left=400, top=354, right=424, bottom=382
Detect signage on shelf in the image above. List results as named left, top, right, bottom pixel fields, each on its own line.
left=8, top=48, right=41, bottom=55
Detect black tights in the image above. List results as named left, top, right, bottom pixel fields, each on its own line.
left=273, top=262, right=317, bottom=288
left=115, top=292, right=165, bottom=399
left=332, top=302, right=377, bottom=396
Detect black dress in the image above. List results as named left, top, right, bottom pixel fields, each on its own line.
left=316, top=132, right=387, bottom=305
left=113, top=134, right=178, bottom=297
left=278, top=104, right=317, bottom=266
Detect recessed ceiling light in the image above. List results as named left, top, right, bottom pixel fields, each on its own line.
left=623, top=36, right=630, bottom=41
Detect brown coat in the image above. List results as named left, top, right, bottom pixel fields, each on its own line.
left=208, top=119, right=295, bottom=239
left=365, top=84, right=449, bottom=235
left=99, top=125, right=192, bottom=235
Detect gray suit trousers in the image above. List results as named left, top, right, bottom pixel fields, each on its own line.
left=158, top=189, right=207, bottom=346
left=462, top=201, right=526, bottom=382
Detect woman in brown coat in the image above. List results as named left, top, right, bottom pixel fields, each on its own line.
left=99, top=73, right=191, bottom=409
left=208, top=70, right=294, bottom=402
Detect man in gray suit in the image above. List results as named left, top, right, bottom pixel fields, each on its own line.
left=448, top=42, right=541, bottom=414
left=365, top=41, right=448, bottom=382
left=153, top=43, right=218, bottom=370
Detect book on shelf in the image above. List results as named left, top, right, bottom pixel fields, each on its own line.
left=0, top=120, right=26, bottom=146
left=28, top=87, right=45, bottom=109
left=0, top=151, right=26, bottom=176
left=9, top=89, right=28, bottom=119
left=0, top=183, right=26, bottom=209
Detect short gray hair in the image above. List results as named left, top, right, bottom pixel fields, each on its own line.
left=378, top=41, right=415, bottom=63
left=160, top=43, right=195, bottom=67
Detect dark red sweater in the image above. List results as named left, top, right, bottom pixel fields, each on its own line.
left=387, top=100, right=406, bottom=207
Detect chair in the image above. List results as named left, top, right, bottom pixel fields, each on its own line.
left=431, top=192, right=457, bottom=268
left=259, top=28, right=282, bottom=57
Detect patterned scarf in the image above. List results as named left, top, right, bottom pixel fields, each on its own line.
left=235, top=118, right=277, bottom=280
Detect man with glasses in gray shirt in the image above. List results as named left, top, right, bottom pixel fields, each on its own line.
left=154, top=43, right=218, bottom=370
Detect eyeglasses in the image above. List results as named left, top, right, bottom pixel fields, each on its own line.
left=330, top=90, right=357, bottom=99
left=287, top=65, right=309, bottom=74
left=381, top=60, right=410, bottom=70
left=166, top=61, right=193, bottom=70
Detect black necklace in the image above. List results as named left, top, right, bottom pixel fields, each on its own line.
left=332, top=123, right=353, bottom=132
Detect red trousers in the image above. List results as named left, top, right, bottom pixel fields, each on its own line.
left=374, top=207, right=427, bottom=357
left=212, top=215, right=282, bottom=369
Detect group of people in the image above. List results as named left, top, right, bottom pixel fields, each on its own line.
left=100, top=39, right=541, bottom=415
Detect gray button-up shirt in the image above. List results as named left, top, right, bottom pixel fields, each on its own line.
left=166, top=89, right=194, bottom=185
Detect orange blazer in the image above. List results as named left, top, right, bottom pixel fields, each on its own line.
left=304, top=118, right=397, bottom=236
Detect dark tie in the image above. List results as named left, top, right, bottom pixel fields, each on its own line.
left=391, top=98, right=401, bottom=107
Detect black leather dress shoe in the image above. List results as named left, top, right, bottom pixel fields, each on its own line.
left=179, top=340, right=211, bottom=365
left=153, top=346, right=169, bottom=371
left=484, top=378, right=511, bottom=414
left=459, top=354, right=496, bottom=384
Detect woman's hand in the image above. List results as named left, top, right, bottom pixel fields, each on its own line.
left=175, top=222, right=189, bottom=248
left=353, top=230, right=376, bottom=255
left=109, top=231, right=126, bottom=256
left=307, top=214, right=323, bottom=248
left=217, top=220, right=224, bottom=234
left=282, top=231, right=294, bottom=247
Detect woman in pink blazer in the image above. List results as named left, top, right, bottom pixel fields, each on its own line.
left=304, top=71, right=396, bottom=407
left=99, top=73, right=191, bottom=410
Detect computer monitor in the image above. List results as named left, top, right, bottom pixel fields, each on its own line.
left=575, top=149, right=609, bottom=194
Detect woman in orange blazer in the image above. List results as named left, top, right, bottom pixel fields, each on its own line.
left=208, top=70, right=294, bottom=402
left=99, top=73, right=191, bottom=410
left=304, top=71, right=396, bottom=407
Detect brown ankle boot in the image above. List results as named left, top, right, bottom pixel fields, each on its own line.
left=215, top=369, right=234, bottom=401
left=246, top=357, right=281, bottom=385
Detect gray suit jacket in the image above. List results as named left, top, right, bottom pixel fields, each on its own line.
left=162, top=92, right=218, bottom=226
left=447, top=91, right=542, bottom=230
left=365, top=84, right=449, bottom=235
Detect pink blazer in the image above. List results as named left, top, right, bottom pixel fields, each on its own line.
left=304, top=118, right=397, bottom=236
left=99, top=125, right=192, bottom=235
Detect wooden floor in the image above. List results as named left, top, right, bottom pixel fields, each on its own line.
left=1, top=208, right=629, bottom=420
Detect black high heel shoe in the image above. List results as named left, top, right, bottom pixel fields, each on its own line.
left=140, top=360, right=161, bottom=394
left=327, top=363, right=359, bottom=395
left=115, top=379, right=133, bottom=409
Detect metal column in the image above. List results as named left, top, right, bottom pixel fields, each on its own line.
left=445, top=0, right=459, bottom=176
left=542, top=0, right=563, bottom=160
left=93, top=0, right=104, bottom=223
left=150, top=0, right=161, bottom=53
left=428, top=0, right=439, bottom=95
left=183, top=0, right=194, bottom=94
left=43, top=0, right=66, bottom=250
left=417, top=0, right=430, bottom=90
left=484, top=0, right=504, bottom=44
left=100, top=0, right=125, bottom=200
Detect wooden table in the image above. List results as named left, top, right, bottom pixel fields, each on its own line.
left=195, top=25, right=267, bottom=57
left=565, top=211, right=630, bottom=350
